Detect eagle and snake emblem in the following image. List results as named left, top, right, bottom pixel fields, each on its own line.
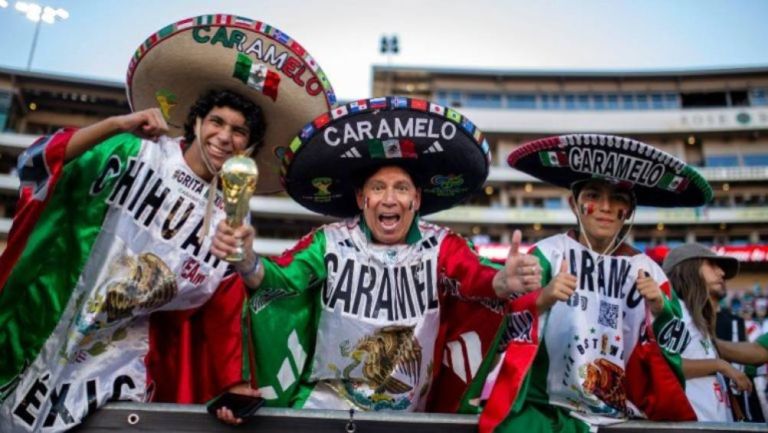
left=344, top=325, right=423, bottom=394
left=67, top=252, right=178, bottom=360
left=582, top=358, right=627, bottom=412
left=103, top=252, right=178, bottom=321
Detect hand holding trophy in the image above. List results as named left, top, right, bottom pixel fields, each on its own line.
left=220, top=153, right=259, bottom=262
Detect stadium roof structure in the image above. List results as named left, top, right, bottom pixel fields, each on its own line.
left=0, top=65, right=124, bottom=89
left=372, top=64, right=768, bottom=78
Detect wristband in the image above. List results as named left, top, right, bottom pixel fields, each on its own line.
left=238, top=255, right=261, bottom=280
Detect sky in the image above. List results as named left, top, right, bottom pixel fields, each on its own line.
left=1, top=0, right=768, bottom=101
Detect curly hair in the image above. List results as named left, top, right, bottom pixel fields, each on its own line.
left=183, top=89, right=266, bottom=151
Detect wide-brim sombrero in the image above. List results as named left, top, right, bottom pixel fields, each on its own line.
left=127, top=14, right=336, bottom=193
left=281, top=96, right=491, bottom=218
left=507, top=134, right=712, bottom=207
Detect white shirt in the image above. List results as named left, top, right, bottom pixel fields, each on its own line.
left=680, top=303, right=732, bottom=422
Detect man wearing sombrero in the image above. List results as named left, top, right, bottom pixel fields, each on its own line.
left=0, top=15, right=333, bottom=432
left=478, top=134, right=713, bottom=432
left=212, top=97, right=547, bottom=420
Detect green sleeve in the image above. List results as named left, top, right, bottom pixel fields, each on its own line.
left=530, top=246, right=552, bottom=289
left=464, top=238, right=502, bottom=270
left=259, top=229, right=328, bottom=295
left=245, top=229, right=328, bottom=407
left=757, top=333, right=768, bottom=350
left=652, top=289, right=686, bottom=385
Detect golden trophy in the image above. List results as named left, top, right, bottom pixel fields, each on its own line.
left=220, top=153, right=259, bottom=262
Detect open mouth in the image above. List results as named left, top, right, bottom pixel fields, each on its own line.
left=378, top=213, right=401, bottom=230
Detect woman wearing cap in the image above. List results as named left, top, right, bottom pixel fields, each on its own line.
left=212, top=97, right=546, bottom=421
left=0, top=16, right=333, bottom=433
left=478, top=135, right=714, bottom=432
left=664, top=243, right=768, bottom=421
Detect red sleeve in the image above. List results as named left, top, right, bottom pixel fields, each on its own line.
left=147, top=274, right=247, bottom=404
left=0, top=129, right=73, bottom=289
left=438, top=233, right=498, bottom=300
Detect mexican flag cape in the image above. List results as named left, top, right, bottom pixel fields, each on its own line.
left=240, top=218, right=541, bottom=413
left=479, top=233, right=696, bottom=433
left=0, top=131, right=245, bottom=432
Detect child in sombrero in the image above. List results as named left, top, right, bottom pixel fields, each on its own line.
left=0, top=15, right=333, bottom=433
left=212, top=97, right=549, bottom=422
left=478, top=134, right=713, bottom=433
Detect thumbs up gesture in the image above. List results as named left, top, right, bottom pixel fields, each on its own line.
left=537, top=259, right=577, bottom=313
left=494, top=230, right=542, bottom=298
left=636, top=268, right=664, bottom=315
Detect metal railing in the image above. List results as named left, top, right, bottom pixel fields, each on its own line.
left=74, top=402, right=766, bottom=433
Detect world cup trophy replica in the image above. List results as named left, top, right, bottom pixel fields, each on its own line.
left=220, top=153, right=259, bottom=262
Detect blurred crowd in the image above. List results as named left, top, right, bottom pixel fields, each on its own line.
left=721, top=284, right=768, bottom=337
left=718, top=283, right=768, bottom=421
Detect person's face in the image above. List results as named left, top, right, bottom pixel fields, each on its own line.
left=740, top=304, right=755, bottom=320
left=356, top=166, right=421, bottom=245
left=571, top=181, right=633, bottom=244
left=700, top=259, right=727, bottom=300
left=191, top=106, right=251, bottom=178
left=755, top=303, right=767, bottom=319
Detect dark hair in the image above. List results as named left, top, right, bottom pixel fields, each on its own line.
left=667, top=258, right=716, bottom=339
left=351, top=161, right=424, bottom=191
left=183, top=89, right=266, bottom=151
left=569, top=178, right=637, bottom=233
left=570, top=179, right=636, bottom=208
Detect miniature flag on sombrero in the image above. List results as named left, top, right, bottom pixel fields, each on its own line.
left=657, top=172, right=690, bottom=193
left=368, top=138, right=417, bottom=159
left=232, top=53, right=281, bottom=101
left=539, top=150, right=568, bottom=167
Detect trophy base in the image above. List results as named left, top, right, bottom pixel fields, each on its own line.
left=224, top=247, right=245, bottom=263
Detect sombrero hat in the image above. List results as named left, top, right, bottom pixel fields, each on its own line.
left=507, top=134, right=712, bottom=207
left=126, top=14, right=336, bottom=193
left=282, top=96, right=491, bottom=218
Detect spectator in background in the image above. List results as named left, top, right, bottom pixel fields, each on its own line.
left=756, top=298, right=768, bottom=333
left=743, top=296, right=761, bottom=341
left=753, top=281, right=764, bottom=298
left=663, top=244, right=751, bottom=421
left=746, top=297, right=768, bottom=418
left=715, top=288, right=765, bottom=421
left=717, top=291, right=746, bottom=346
left=664, top=244, right=765, bottom=422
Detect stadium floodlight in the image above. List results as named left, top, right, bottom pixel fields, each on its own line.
left=380, top=34, right=399, bottom=57
left=13, top=2, right=69, bottom=70
left=379, top=34, right=400, bottom=94
left=0, top=0, right=9, bottom=9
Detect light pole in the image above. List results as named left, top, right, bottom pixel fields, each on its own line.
left=379, top=34, right=399, bottom=95
left=14, top=2, right=69, bottom=70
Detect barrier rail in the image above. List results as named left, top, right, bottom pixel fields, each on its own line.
left=74, top=402, right=766, bottom=433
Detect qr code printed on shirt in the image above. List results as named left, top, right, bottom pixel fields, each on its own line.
left=598, top=301, right=619, bottom=329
